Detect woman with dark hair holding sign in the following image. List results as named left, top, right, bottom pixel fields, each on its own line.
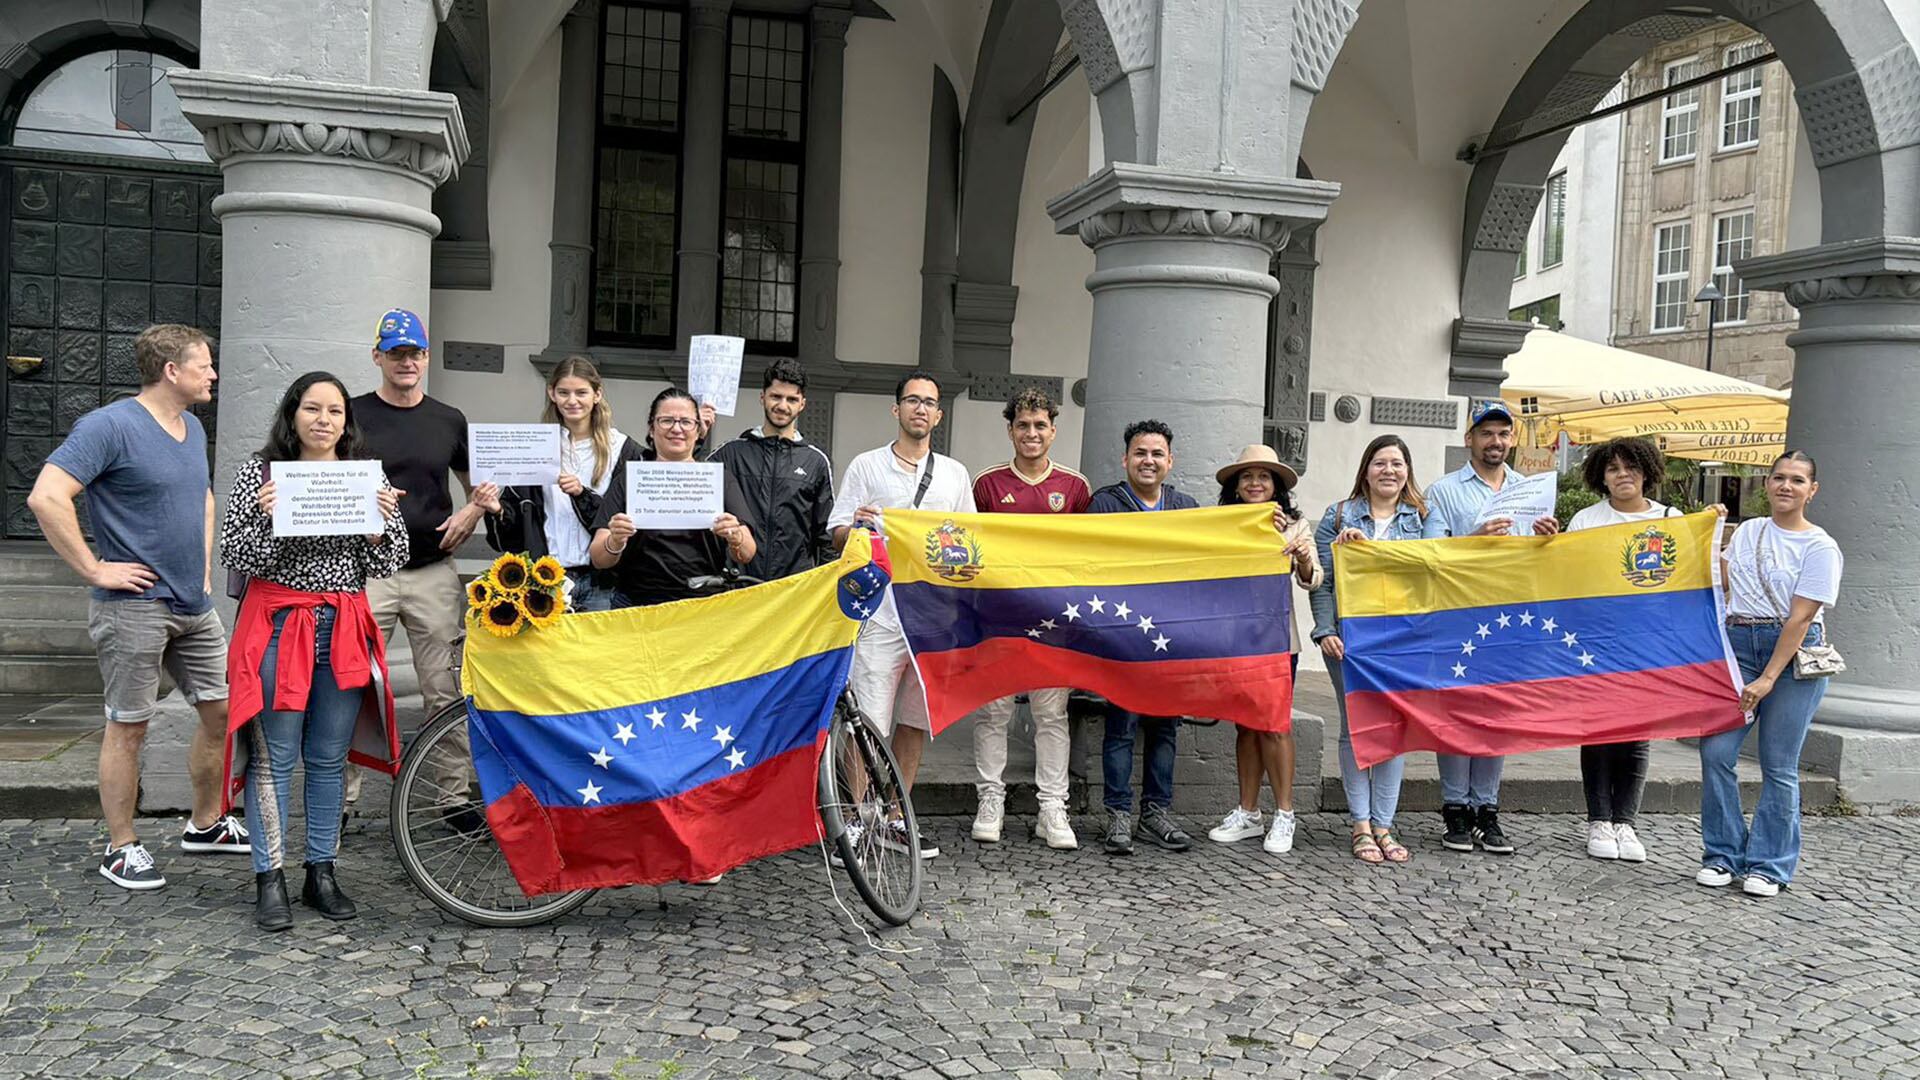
left=219, top=372, right=408, bottom=931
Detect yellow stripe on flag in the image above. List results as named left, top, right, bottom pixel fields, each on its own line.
left=461, top=540, right=872, bottom=716
left=882, top=505, right=1286, bottom=590
left=1335, top=510, right=1720, bottom=618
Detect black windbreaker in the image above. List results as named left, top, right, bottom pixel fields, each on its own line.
left=709, top=426, right=835, bottom=581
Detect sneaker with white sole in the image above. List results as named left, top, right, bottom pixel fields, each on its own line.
left=1742, top=874, right=1781, bottom=897
left=1263, top=810, right=1296, bottom=854
left=1586, top=821, right=1619, bottom=860
left=878, top=819, right=938, bottom=860
left=1613, top=824, right=1646, bottom=863
left=99, top=842, right=165, bottom=890
left=1034, top=805, right=1078, bottom=850
left=181, top=813, right=250, bottom=854
left=1696, top=865, right=1735, bottom=888
left=972, top=790, right=1005, bottom=843
left=1207, top=806, right=1264, bottom=844
left=829, top=820, right=865, bottom=869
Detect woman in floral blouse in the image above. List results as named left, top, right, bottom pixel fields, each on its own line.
left=219, top=371, right=408, bottom=931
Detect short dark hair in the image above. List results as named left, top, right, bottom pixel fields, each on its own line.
left=763, top=358, right=807, bottom=394
left=135, top=324, right=212, bottom=385
left=1003, top=386, right=1059, bottom=425
left=1771, top=449, right=1817, bottom=480
left=1581, top=437, right=1664, bottom=496
left=894, top=370, right=942, bottom=402
left=1123, top=419, right=1173, bottom=450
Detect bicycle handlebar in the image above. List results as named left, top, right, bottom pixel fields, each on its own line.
left=685, top=568, right=767, bottom=593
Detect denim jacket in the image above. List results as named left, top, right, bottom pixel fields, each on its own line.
left=1308, top=498, right=1447, bottom=642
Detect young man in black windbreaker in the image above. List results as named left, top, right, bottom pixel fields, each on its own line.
left=709, top=359, right=834, bottom=581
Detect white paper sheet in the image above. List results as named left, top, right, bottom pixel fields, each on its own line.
left=687, top=335, right=744, bottom=417
left=271, top=460, right=386, bottom=537
left=1472, top=470, right=1559, bottom=536
left=625, top=461, right=725, bottom=530
left=468, top=423, right=564, bottom=486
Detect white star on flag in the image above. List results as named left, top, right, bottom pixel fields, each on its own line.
left=1518, top=611, right=1534, bottom=626
left=1138, top=616, right=1155, bottom=634
left=1026, top=627, right=1043, bottom=638
left=1452, top=662, right=1468, bottom=678
left=646, top=707, right=667, bottom=729
left=1579, top=651, right=1596, bottom=667
left=1151, top=633, right=1171, bottom=652
left=1461, top=641, right=1476, bottom=656
left=1541, top=617, right=1558, bottom=633
left=725, top=747, right=747, bottom=770
left=613, top=722, right=637, bottom=746
left=1114, top=601, right=1132, bottom=619
left=577, top=780, right=603, bottom=804
left=712, top=725, right=734, bottom=748
left=589, top=746, right=613, bottom=768
left=1562, top=632, right=1579, bottom=647
left=1477, top=623, right=1492, bottom=639
left=1497, top=613, right=1512, bottom=628
left=1041, top=618, right=1058, bottom=631
left=681, top=709, right=703, bottom=732
left=1087, top=595, right=1106, bottom=613
left=1063, top=603, right=1080, bottom=622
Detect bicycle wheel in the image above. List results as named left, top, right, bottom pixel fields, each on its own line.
left=389, top=702, right=594, bottom=927
left=817, top=702, right=922, bottom=926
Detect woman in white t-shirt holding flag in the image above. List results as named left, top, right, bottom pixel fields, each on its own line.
left=1567, top=437, right=1678, bottom=865
left=1698, top=450, right=1842, bottom=899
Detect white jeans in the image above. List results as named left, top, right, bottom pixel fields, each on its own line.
left=846, top=620, right=930, bottom=735
left=972, top=689, right=1071, bottom=810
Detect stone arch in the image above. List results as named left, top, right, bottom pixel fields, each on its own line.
left=0, top=0, right=201, bottom=138
left=1453, top=0, right=1920, bottom=395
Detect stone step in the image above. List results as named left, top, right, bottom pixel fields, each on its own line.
left=0, top=618, right=97, bottom=656
left=0, top=656, right=102, bottom=695
left=0, top=583, right=93, bottom=622
left=0, top=544, right=82, bottom=585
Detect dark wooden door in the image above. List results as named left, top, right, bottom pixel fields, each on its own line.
left=0, top=149, right=221, bottom=537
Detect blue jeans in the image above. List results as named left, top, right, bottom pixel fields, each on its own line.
left=244, top=607, right=362, bottom=874
left=1699, top=622, right=1828, bottom=885
left=1102, top=708, right=1179, bottom=813
left=565, top=567, right=623, bottom=612
left=1329, top=656, right=1405, bottom=828
left=1437, top=752, right=1504, bottom=807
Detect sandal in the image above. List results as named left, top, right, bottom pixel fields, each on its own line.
left=1373, top=829, right=1411, bottom=863
left=1350, top=830, right=1384, bottom=863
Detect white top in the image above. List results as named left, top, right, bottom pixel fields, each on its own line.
left=1723, top=517, right=1843, bottom=623
left=830, top=444, right=975, bottom=628
left=1369, top=514, right=1395, bottom=541
left=543, top=429, right=628, bottom=569
left=1567, top=498, right=1674, bottom=532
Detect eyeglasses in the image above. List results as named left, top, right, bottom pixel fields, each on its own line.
left=655, top=417, right=699, bottom=431
left=898, top=395, right=941, bottom=410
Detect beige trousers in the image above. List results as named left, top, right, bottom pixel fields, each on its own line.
left=972, top=689, right=1072, bottom=809
left=345, top=560, right=468, bottom=806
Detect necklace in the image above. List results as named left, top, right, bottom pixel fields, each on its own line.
left=892, top=448, right=925, bottom=470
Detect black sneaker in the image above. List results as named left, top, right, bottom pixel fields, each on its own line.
left=1441, top=803, right=1475, bottom=852
left=99, top=842, right=166, bottom=890
left=1138, top=806, right=1192, bottom=851
left=181, top=813, right=250, bottom=854
left=1104, top=810, right=1134, bottom=856
left=445, top=803, right=489, bottom=837
left=877, top=819, right=938, bottom=860
left=1474, top=805, right=1514, bottom=854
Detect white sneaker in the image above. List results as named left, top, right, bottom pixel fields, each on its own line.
left=1262, top=810, right=1296, bottom=854
left=1034, top=806, right=1079, bottom=850
left=1613, top=824, right=1646, bottom=863
left=1586, top=821, right=1619, bottom=860
left=971, top=791, right=1005, bottom=843
left=1207, top=806, right=1264, bottom=844
left=1743, top=874, right=1780, bottom=897
left=1696, top=865, right=1735, bottom=888
left=693, top=872, right=725, bottom=885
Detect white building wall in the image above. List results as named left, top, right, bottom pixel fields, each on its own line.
left=1508, top=90, right=1622, bottom=344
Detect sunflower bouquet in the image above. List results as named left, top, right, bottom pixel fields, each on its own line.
left=467, top=553, right=570, bottom=637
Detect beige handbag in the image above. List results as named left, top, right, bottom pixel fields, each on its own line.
left=1754, top=529, right=1845, bottom=680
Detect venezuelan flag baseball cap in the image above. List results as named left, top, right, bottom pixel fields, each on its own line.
left=374, top=309, right=429, bottom=352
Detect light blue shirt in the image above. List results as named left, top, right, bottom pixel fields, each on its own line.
left=1423, top=462, right=1520, bottom=539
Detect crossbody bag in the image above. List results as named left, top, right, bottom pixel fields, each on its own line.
left=1752, top=526, right=1846, bottom=680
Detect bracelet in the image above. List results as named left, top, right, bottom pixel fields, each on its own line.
left=606, top=538, right=628, bottom=555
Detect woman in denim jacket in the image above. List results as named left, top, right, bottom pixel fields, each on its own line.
left=1309, top=434, right=1447, bottom=864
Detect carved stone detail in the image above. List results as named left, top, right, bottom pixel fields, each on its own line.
left=1292, top=0, right=1359, bottom=93
left=1617, top=13, right=1718, bottom=42
left=1471, top=183, right=1543, bottom=253
left=1795, top=43, right=1920, bottom=167
left=1077, top=208, right=1293, bottom=248
left=201, top=121, right=456, bottom=183
left=1783, top=274, right=1920, bottom=306
left=1724, top=0, right=1810, bottom=22
left=1332, top=395, right=1361, bottom=423
left=1060, top=0, right=1154, bottom=94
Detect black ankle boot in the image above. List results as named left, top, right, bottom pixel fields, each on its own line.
left=255, top=869, right=292, bottom=932
left=301, top=861, right=358, bottom=921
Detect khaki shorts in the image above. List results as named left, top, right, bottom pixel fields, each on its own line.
left=86, top=599, right=229, bottom=724
left=846, top=620, right=931, bottom=735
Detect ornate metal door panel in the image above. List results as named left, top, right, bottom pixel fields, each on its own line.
left=1, top=152, right=221, bottom=537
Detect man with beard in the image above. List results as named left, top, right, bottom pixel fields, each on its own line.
left=710, top=358, right=834, bottom=580
left=1423, top=399, right=1559, bottom=856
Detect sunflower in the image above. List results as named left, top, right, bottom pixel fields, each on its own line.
left=522, top=587, right=564, bottom=629
left=466, top=576, right=496, bottom=610
left=530, top=555, right=565, bottom=589
left=489, top=552, right=531, bottom=593
left=479, top=598, right=526, bottom=637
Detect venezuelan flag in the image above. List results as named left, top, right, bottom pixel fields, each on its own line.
left=1335, top=510, right=1742, bottom=768
left=461, top=538, right=888, bottom=894
left=883, top=505, right=1295, bottom=734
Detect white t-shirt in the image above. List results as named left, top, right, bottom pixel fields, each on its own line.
left=829, top=444, right=975, bottom=628
left=1567, top=498, right=1674, bottom=532
left=1723, top=517, right=1843, bottom=623
left=543, top=429, right=628, bottom=569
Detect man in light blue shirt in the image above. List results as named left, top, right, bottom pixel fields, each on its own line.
left=1423, top=399, right=1559, bottom=856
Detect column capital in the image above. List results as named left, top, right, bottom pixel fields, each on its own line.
left=811, top=1, right=855, bottom=42
left=1046, top=163, right=1339, bottom=251
left=1740, top=237, right=1920, bottom=301
left=1447, top=316, right=1531, bottom=399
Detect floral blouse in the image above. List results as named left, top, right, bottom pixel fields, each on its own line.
left=219, top=457, right=409, bottom=593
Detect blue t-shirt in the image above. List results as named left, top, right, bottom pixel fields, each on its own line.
left=46, top=398, right=212, bottom=614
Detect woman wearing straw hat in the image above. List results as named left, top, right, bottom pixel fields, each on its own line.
left=1204, top=444, right=1322, bottom=855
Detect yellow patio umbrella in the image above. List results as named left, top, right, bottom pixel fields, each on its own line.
left=1500, top=328, right=1788, bottom=464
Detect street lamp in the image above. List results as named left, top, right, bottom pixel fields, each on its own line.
left=1695, top=282, right=1724, bottom=372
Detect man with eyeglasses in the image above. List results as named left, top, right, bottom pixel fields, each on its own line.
left=829, top=371, right=975, bottom=860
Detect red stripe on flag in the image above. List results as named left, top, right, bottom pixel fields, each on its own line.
left=484, top=732, right=827, bottom=896
left=1343, top=660, right=1743, bottom=768
left=912, top=637, right=1294, bottom=734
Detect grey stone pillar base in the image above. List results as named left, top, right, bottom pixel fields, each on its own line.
left=1448, top=316, right=1532, bottom=400
left=1047, top=163, right=1340, bottom=491
left=1741, top=237, right=1920, bottom=808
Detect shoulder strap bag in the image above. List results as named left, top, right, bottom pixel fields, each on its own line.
left=1753, top=526, right=1846, bottom=680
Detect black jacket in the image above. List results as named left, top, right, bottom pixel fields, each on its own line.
left=709, top=426, right=835, bottom=581
left=483, top=438, right=644, bottom=563
left=1087, top=481, right=1199, bottom=514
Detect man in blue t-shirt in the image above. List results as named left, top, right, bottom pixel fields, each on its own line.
left=31, top=324, right=249, bottom=891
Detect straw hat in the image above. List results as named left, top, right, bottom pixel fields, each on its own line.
left=1215, top=444, right=1300, bottom=491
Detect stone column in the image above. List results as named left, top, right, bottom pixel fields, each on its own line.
left=797, top=2, right=852, bottom=367
left=918, top=69, right=961, bottom=372
left=673, top=0, right=732, bottom=351
left=546, top=0, right=600, bottom=354
left=1742, top=238, right=1920, bottom=807
left=1048, top=164, right=1338, bottom=491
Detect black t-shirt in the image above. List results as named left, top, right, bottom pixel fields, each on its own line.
left=353, top=392, right=469, bottom=569
left=591, top=460, right=758, bottom=606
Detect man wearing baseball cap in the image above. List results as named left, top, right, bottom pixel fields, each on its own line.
left=344, top=309, right=495, bottom=829
left=1423, top=398, right=1559, bottom=855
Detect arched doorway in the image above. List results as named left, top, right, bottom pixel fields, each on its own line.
left=1, top=46, right=222, bottom=536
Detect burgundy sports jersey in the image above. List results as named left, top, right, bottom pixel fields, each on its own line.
left=972, top=461, right=1092, bottom=515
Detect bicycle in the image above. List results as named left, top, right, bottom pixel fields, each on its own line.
left=390, top=568, right=922, bottom=928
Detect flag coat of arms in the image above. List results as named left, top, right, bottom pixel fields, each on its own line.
left=1334, top=509, right=1742, bottom=767
left=461, top=538, right=889, bottom=894
left=882, top=505, right=1296, bottom=734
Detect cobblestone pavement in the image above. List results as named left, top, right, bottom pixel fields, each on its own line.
left=1, top=812, right=1916, bottom=1079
